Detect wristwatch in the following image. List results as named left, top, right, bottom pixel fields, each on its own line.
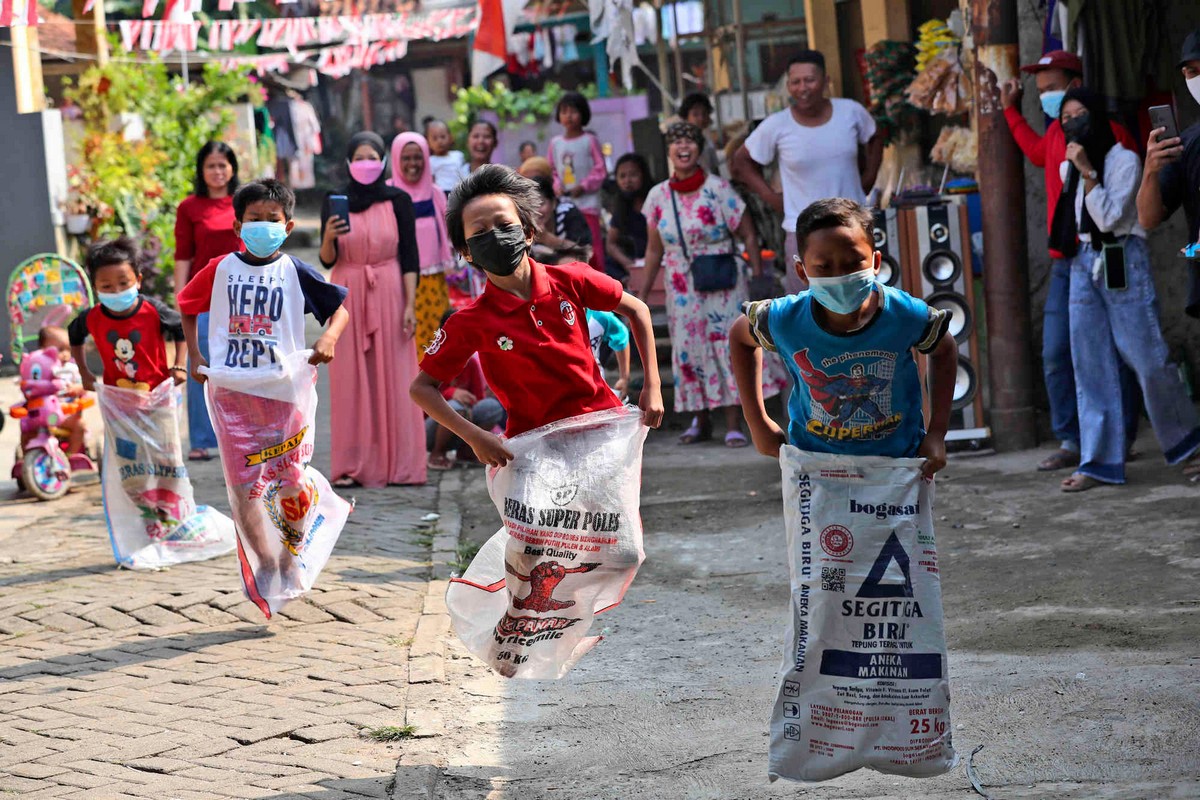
left=1085, top=169, right=1098, bottom=181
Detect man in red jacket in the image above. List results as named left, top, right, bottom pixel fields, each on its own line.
left=1001, top=50, right=1141, bottom=473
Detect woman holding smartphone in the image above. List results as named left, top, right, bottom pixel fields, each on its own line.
left=1053, top=89, right=1200, bottom=492
left=319, top=131, right=427, bottom=487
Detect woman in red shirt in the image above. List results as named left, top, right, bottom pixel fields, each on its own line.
left=174, top=141, right=242, bottom=461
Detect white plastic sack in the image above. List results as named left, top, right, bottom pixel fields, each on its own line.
left=770, top=447, right=957, bottom=782
left=446, top=407, right=648, bottom=679
left=97, top=381, right=236, bottom=570
left=202, top=351, right=350, bottom=618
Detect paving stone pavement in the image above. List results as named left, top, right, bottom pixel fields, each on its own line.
left=0, top=346, right=448, bottom=798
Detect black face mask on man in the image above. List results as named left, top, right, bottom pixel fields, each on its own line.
left=1062, top=113, right=1092, bottom=144
left=467, top=223, right=528, bottom=276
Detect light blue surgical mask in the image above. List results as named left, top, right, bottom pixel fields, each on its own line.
left=806, top=268, right=877, bottom=315
left=1039, top=90, right=1066, bottom=120
left=240, top=221, right=289, bottom=258
left=97, top=286, right=139, bottom=313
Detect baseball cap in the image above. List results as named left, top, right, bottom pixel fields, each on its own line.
left=1020, top=50, right=1083, bottom=75
left=1179, top=29, right=1200, bottom=68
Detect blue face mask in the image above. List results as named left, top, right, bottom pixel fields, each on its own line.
left=1039, top=90, right=1066, bottom=120
left=806, top=267, right=877, bottom=315
left=97, top=286, right=139, bottom=313
left=240, top=221, right=289, bottom=258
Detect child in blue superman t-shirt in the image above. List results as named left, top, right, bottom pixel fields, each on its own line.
left=729, top=197, right=957, bottom=477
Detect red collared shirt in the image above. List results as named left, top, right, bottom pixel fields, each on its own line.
left=420, top=259, right=624, bottom=437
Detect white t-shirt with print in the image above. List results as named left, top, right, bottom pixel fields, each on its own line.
left=204, top=253, right=346, bottom=373
left=744, top=98, right=877, bottom=232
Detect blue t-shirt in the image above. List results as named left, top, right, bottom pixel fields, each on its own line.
left=744, top=285, right=949, bottom=457
left=585, top=309, right=629, bottom=363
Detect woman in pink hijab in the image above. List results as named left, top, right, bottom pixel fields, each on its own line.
left=391, top=132, right=454, bottom=357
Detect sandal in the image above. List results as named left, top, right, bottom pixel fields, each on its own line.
left=678, top=417, right=713, bottom=445
left=1183, top=451, right=1200, bottom=483
left=1061, top=472, right=1101, bottom=493
left=187, top=448, right=212, bottom=461
left=1037, top=449, right=1079, bottom=472
left=333, top=476, right=357, bottom=488
left=427, top=454, right=454, bottom=471
left=724, top=430, right=749, bottom=448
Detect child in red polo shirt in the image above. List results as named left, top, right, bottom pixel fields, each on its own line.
left=410, top=165, right=663, bottom=465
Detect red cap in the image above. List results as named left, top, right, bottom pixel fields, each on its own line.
left=1020, top=50, right=1083, bottom=75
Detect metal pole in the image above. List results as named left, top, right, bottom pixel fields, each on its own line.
left=654, top=1, right=672, bottom=111
left=732, top=0, right=750, bottom=121
left=670, top=0, right=685, bottom=102
left=969, top=0, right=1037, bottom=451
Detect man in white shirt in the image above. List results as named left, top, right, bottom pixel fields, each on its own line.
left=732, top=50, right=882, bottom=292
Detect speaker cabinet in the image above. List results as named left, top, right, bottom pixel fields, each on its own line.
left=900, top=202, right=989, bottom=444
left=872, top=208, right=903, bottom=288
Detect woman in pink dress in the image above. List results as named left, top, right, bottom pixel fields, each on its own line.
left=319, top=131, right=426, bottom=487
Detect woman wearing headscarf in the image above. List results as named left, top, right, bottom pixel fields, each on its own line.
left=1053, top=89, right=1200, bottom=491
left=390, top=131, right=454, bottom=355
left=319, top=131, right=426, bottom=487
left=638, top=123, right=789, bottom=446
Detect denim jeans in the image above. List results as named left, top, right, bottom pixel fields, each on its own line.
left=1044, top=257, right=1142, bottom=451
left=1068, top=236, right=1200, bottom=483
left=186, top=311, right=218, bottom=450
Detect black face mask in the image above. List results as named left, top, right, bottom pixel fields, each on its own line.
left=1062, top=112, right=1092, bottom=144
left=467, top=223, right=528, bottom=276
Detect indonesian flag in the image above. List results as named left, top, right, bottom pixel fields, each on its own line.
left=471, top=0, right=523, bottom=85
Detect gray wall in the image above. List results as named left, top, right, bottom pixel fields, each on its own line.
left=1015, top=4, right=1200, bottom=430
left=0, top=31, right=59, bottom=369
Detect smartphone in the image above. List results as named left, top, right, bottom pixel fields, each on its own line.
left=328, top=194, right=351, bottom=233
left=1148, top=105, right=1179, bottom=142
left=1103, top=242, right=1127, bottom=292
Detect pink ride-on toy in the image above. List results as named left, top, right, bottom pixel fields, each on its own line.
left=6, top=254, right=98, bottom=500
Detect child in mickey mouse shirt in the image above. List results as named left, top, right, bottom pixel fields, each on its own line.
left=68, top=237, right=188, bottom=393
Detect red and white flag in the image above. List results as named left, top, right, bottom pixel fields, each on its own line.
left=471, top=0, right=523, bottom=84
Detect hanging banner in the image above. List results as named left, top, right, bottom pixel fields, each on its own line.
left=117, top=7, right=476, bottom=54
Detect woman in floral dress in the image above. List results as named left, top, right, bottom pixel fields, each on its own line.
left=638, top=123, right=789, bottom=445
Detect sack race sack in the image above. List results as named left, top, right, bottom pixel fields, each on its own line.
left=97, top=381, right=236, bottom=569
left=202, top=351, right=350, bottom=618
left=446, top=407, right=648, bottom=679
left=770, top=447, right=957, bottom=782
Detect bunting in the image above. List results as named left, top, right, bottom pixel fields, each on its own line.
left=117, top=7, right=475, bottom=54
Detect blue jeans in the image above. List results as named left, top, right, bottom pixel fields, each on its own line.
left=186, top=311, right=218, bottom=450
left=1044, top=257, right=1141, bottom=451
left=1068, top=236, right=1200, bottom=483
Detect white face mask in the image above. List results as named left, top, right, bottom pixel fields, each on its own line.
left=1188, top=74, right=1200, bottom=108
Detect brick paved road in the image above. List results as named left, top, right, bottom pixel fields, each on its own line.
left=0, top=361, right=446, bottom=798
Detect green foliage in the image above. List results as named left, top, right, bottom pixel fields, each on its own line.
left=363, top=725, right=417, bottom=742
left=63, top=46, right=263, bottom=300
left=450, top=82, right=599, bottom=144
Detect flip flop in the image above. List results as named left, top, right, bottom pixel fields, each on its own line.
left=724, top=430, right=749, bottom=448
left=1061, top=472, right=1101, bottom=493
left=427, top=454, right=454, bottom=471
left=333, top=476, right=358, bottom=488
left=678, top=417, right=713, bottom=445
left=1037, top=449, right=1079, bottom=472
left=1183, top=452, right=1200, bottom=482
left=187, top=448, right=212, bottom=462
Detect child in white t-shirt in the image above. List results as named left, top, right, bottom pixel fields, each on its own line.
left=425, top=119, right=468, bottom=194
